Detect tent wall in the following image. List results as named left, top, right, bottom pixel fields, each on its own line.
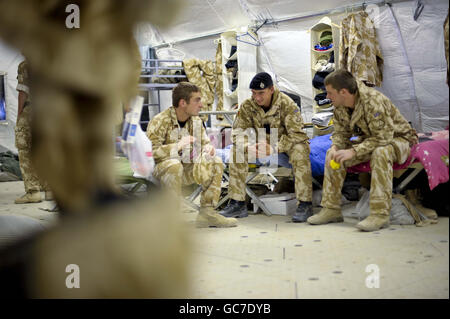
left=0, top=42, right=22, bottom=153
left=144, top=0, right=449, bottom=133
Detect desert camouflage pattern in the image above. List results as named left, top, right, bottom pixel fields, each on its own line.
left=214, top=41, right=224, bottom=120
left=321, top=141, right=408, bottom=216
left=147, top=106, right=223, bottom=207
left=0, top=0, right=193, bottom=299
left=340, top=12, right=383, bottom=87
left=14, top=61, right=48, bottom=193
left=229, top=89, right=312, bottom=202
left=0, top=0, right=177, bottom=213
left=183, top=58, right=216, bottom=121
left=324, top=80, right=417, bottom=216
left=152, top=67, right=185, bottom=84
left=332, top=80, right=418, bottom=165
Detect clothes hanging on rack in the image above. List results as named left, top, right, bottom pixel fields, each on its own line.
left=339, top=11, right=384, bottom=87
left=183, top=58, right=216, bottom=121
left=214, top=41, right=224, bottom=120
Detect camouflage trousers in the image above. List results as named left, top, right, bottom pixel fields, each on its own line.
left=153, top=156, right=224, bottom=207
left=14, top=106, right=49, bottom=193
left=228, top=142, right=313, bottom=202
left=321, top=138, right=411, bottom=216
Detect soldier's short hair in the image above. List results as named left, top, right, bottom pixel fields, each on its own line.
left=324, top=69, right=358, bottom=94
left=172, top=82, right=200, bottom=107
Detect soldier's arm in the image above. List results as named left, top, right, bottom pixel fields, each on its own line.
left=16, top=61, right=29, bottom=117
left=352, top=102, right=394, bottom=158
left=231, top=102, right=253, bottom=151
left=146, top=119, right=178, bottom=163
left=17, top=91, right=28, bottom=117
left=278, top=102, right=309, bottom=153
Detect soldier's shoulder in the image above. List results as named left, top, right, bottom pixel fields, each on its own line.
left=18, top=60, right=28, bottom=71
left=278, top=92, right=298, bottom=112
left=150, top=108, right=172, bottom=126
left=238, top=99, right=255, bottom=113
left=17, top=61, right=29, bottom=79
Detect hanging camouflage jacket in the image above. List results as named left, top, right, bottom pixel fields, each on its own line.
left=340, top=11, right=384, bottom=87
left=332, top=80, right=418, bottom=163
left=231, top=88, right=309, bottom=153
left=183, top=59, right=216, bottom=116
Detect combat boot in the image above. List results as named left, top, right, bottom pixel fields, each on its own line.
left=196, top=207, right=238, bottom=228
left=292, top=201, right=313, bottom=222
left=44, top=191, right=54, bottom=201
left=307, top=207, right=343, bottom=225
left=14, top=191, right=42, bottom=204
left=356, top=214, right=390, bottom=232
left=219, top=199, right=248, bottom=218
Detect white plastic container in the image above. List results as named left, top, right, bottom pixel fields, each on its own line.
left=252, top=193, right=297, bottom=216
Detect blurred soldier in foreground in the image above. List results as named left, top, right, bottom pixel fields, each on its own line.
left=14, top=60, right=53, bottom=204
left=0, top=0, right=192, bottom=298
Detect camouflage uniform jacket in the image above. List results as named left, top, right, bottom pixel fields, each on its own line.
left=183, top=59, right=216, bottom=112
left=232, top=88, right=309, bottom=153
left=332, top=80, right=418, bottom=161
left=146, top=106, right=211, bottom=164
left=16, top=60, right=31, bottom=104
left=340, top=12, right=383, bottom=87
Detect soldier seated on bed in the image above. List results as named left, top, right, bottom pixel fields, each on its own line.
left=307, top=70, right=418, bottom=231
left=146, top=82, right=237, bottom=228
left=220, top=72, right=314, bottom=223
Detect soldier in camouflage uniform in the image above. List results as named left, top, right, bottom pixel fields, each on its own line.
left=307, top=70, right=418, bottom=231
left=147, top=82, right=237, bottom=228
left=14, top=60, right=52, bottom=204
left=220, top=73, right=314, bottom=222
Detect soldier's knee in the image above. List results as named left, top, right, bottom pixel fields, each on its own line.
left=290, top=143, right=310, bottom=160
left=212, top=156, right=224, bottom=170
left=165, top=161, right=184, bottom=177
left=371, top=145, right=394, bottom=159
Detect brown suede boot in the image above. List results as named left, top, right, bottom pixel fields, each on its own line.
left=196, top=207, right=238, bottom=228
left=14, top=191, right=42, bottom=204
left=44, top=191, right=54, bottom=201
left=307, top=207, right=343, bottom=225
left=356, top=214, right=390, bottom=232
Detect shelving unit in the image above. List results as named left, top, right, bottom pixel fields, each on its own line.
left=219, top=28, right=258, bottom=125
left=138, top=58, right=187, bottom=131
left=309, top=17, right=340, bottom=137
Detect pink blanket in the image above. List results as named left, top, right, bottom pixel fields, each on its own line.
left=347, top=131, right=449, bottom=190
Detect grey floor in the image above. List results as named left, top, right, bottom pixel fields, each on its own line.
left=1, top=181, right=448, bottom=299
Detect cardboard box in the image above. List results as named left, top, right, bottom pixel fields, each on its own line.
left=252, top=193, right=297, bottom=216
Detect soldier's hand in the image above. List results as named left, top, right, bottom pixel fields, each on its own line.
left=203, top=144, right=215, bottom=157
left=256, top=141, right=273, bottom=158
left=247, top=144, right=259, bottom=159
left=177, top=136, right=196, bottom=152
left=326, top=146, right=338, bottom=168
left=334, top=149, right=356, bottom=165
